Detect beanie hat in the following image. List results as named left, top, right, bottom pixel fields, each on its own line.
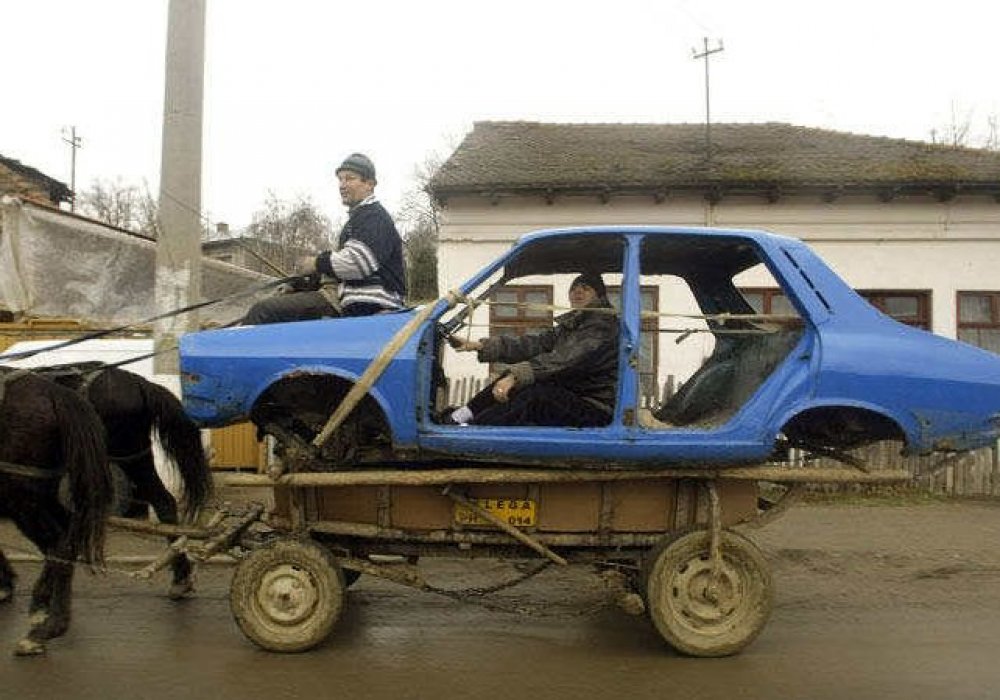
left=336, top=153, right=376, bottom=181
left=570, top=272, right=607, bottom=300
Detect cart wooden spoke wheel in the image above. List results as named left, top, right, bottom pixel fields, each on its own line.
left=645, top=527, right=772, bottom=657
left=230, top=539, right=346, bottom=653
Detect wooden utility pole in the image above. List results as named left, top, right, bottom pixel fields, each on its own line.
left=61, top=126, right=82, bottom=210
left=155, top=0, right=205, bottom=375
left=692, top=37, right=724, bottom=162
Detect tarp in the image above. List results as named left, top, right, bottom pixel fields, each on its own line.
left=0, top=196, right=276, bottom=325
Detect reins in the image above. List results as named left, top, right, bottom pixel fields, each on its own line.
left=0, top=274, right=301, bottom=363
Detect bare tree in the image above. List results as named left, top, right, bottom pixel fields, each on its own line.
left=929, top=103, right=973, bottom=147
left=396, top=152, right=447, bottom=303
left=78, top=177, right=160, bottom=238
left=244, top=192, right=334, bottom=274
left=985, top=115, right=999, bottom=151
left=928, top=102, right=1000, bottom=151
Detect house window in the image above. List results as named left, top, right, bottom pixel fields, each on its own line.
left=740, top=288, right=795, bottom=316
left=743, top=287, right=931, bottom=331
left=958, top=292, right=1000, bottom=354
left=488, top=285, right=553, bottom=337
left=858, top=290, right=930, bottom=330
left=607, top=286, right=658, bottom=400
left=486, top=285, right=553, bottom=376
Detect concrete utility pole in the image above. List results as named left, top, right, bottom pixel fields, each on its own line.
left=61, top=126, right=82, bottom=210
left=692, top=37, right=724, bottom=162
left=155, top=0, right=205, bottom=375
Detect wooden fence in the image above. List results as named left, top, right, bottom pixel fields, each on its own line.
left=447, top=375, right=1000, bottom=497
left=806, top=441, right=1000, bottom=497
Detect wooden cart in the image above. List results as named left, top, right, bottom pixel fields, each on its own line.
left=212, top=462, right=908, bottom=657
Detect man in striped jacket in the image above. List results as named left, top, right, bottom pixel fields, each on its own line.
left=242, top=153, right=407, bottom=324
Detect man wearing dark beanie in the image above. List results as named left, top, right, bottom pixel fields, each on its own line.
left=242, top=152, right=407, bottom=325
left=444, top=273, right=618, bottom=427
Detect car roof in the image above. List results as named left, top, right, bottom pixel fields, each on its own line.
left=506, top=225, right=802, bottom=279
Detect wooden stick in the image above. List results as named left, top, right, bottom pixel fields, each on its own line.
left=443, top=487, right=568, bottom=566
left=218, top=466, right=912, bottom=488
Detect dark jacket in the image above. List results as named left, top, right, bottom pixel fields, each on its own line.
left=477, top=299, right=619, bottom=411
left=316, top=199, right=407, bottom=311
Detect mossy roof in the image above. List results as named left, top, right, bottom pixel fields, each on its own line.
left=429, top=121, right=1000, bottom=198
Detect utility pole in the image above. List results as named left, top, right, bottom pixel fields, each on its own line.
left=61, top=126, right=82, bottom=210
left=692, top=37, right=724, bottom=162
left=155, top=0, right=205, bottom=376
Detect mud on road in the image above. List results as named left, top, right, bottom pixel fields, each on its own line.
left=1, top=498, right=999, bottom=700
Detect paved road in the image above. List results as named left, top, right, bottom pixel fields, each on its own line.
left=1, top=501, right=999, bottom=700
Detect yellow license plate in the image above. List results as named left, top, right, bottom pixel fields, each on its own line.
left=453, top=498, right=537, bottom=527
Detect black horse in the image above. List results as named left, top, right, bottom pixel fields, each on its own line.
left=35, top=362, right=213, bottom=599
left=0, top=369, right=112, bottom=656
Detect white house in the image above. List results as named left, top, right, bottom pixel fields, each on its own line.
left=427, top=121, right=1000, bottom=400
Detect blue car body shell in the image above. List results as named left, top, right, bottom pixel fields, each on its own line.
left=179, top=226, right=1000, bottom=466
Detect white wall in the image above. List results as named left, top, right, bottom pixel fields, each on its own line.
left=436, top=191, right=1000, bottom=386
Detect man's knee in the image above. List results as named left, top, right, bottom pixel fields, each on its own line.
left=243, top=292, right=334, bottom=326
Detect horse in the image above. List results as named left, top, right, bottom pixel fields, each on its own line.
left=0, top=368, right=112, bottom=656
left=33, top=362, right=213, bottom=599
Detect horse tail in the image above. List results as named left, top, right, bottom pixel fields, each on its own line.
left=51, top=386, right=112, bottom=565
left=138, top=379, right=213, bottom=518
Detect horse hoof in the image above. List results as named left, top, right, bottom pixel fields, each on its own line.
left=14, top=639, right=46, bottom=657
left=168, top=579, right=195, bottom=600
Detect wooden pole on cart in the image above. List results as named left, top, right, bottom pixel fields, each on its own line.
left=311, top=291, right=464, bottom=453
left=443, top=486, right=568, bottom=566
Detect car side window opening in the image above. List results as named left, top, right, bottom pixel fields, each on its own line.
left=433, top=234, right=625, bottom=426
left=638, top=235, right=804, bottom=431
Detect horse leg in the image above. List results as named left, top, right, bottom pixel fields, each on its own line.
left=130, top=461, right=195, bottom=600
left=17, top=556, right=74, bottom=656
left=12, top=511, right=75, bottom=656
left=0, top=549, right=16, bottom=603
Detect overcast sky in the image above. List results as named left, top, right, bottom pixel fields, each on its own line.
left=2, top=0, right=999, bottom=234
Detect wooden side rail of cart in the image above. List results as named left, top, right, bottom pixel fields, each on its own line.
left=218, top=463, right=910, bottom=540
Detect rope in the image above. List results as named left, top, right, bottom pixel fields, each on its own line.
left=312, top=289, right=467, bottom=450
left=455, top=320, right=789, bottom=336
left=469, top=297, right=799, bottom=325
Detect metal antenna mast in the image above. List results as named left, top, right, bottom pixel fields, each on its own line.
left=692, top=37, right=724, bottom=161
left=61, top=126, right=83, bottom=210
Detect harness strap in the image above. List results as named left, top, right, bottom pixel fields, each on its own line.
left=108, top=444, right=153, bottom=464
left=0, top=459, right=64, bottom=480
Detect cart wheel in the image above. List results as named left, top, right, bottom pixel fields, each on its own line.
left=645, top=528, right=772, bottom=657
left=230, top=539, right=345, bottom=653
